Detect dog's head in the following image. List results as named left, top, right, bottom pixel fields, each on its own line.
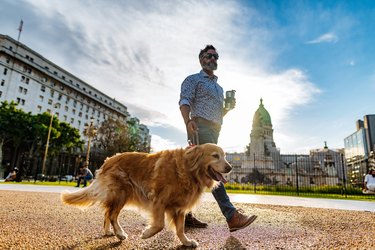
left=184, top=143, right=232, bottom=185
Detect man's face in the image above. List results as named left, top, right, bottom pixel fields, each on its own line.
left=200, top=49, right=218, bottom=71
left=371, top=170, right=375, bottom=177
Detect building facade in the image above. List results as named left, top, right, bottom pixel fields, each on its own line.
left=227, top=99, right=344, bottom=188
left=0, top=34, right=151, bottom=172
left=344, top=115, right=375, bottom=187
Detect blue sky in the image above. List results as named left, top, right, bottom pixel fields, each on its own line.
left=1, top=0, right=375, bottom=153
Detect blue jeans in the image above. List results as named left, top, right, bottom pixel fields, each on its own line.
left=188, top=120, right=236, bottom=221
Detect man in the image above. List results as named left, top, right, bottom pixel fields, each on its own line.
left=364, top=169, right=375, bottom=193
left=179, top=45, right=257, bottom=232
left=75, top=163, right=93, bottom=187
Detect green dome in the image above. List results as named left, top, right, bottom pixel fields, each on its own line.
left=252, top=98, right=272, bottom=127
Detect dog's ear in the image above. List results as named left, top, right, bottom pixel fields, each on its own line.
left=184, top=146, right=204, bottom=170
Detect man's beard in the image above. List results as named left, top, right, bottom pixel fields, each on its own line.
left=202, top=61, right=217, bottom=71
left=372, top=174, right=375, bottom=177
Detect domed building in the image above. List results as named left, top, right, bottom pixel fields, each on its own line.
left=247, top=98, right=280, bottom=159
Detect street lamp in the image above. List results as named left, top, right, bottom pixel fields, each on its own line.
left=84, top=117, right=97, bottom=166
left=41, top=108, right=55, bottom=176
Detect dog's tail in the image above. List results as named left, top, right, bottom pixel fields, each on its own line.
left=61, top=182, right=98, bottom=208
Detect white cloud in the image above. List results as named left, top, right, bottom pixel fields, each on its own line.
left=306, top=32, right=339, bottom=44
left=19, top=0, right=320, bottom=153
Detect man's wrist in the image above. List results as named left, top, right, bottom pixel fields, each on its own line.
left=185, top=119, right=193, bottom=125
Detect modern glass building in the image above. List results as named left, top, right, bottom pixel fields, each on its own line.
left=344, top=115, right=375, bottom=187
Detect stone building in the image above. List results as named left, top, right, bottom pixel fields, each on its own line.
left=0, top=34, right=151, bottom=176
left=227, top=99, right=343, bottom=188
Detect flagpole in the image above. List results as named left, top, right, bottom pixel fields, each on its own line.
left=17, top=19, right=23, bottom=42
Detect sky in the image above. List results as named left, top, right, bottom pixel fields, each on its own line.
left=1, top=0, right=375, bottom=154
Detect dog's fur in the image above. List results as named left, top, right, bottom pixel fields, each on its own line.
left=61, top=143, right=232, bottom=247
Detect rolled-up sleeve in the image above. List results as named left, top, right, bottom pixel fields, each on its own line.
left=179, top=76, right=195, bottom=107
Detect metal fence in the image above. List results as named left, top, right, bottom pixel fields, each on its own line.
left=225, top=152, right=375, bottom=200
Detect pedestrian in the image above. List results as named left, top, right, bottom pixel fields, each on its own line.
left=75, top=163, right=93, bottom=187
left=5, top=167, right=18, bottom=182
left=363, top=169, right=375, bottom=193
left=178, top=44, right=257, bottom=232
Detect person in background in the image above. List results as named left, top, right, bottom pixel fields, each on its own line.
left=75, top=163, right=93, bottom=187
left=178, top=44, right=257, bottom=232
left=5, top=167, right=18, bottom=182
left=363, top=169, right=375, bottom=193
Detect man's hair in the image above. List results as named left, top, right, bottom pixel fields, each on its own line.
left=199, top=45, right=217, bottom=59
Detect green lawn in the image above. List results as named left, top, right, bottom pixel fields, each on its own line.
left=1, top=181, right=374, bottom=201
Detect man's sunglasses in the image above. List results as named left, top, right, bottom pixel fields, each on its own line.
left=203, top=53, right=219, bottom=60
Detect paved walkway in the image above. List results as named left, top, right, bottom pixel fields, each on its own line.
left=1, top=183, right=374, bottom=212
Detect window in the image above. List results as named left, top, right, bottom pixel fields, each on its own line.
left=1, top=80, right=5, bottom=86
left=37, top=105, right=42, bottom=112
left=63, top=115, right=67, bottom=121
left=41, top=86, right=46, bottom=92
left=23, top=66, right=31, bottom=73
left=0, top=91, right=2, bottom=97
left=58, top=94, right=62, bottom=100
left=55, top=112, right=59, bottom=117
left=48, top=99, right=53, bottom=105
left=25, top=78, right=29, bottom=84
left=65, top=106, right=68, bottom=111
left=6, top=57, right=10, bottom=63
left=78, top=120, right=81, bottom=126
left=23, top=88, right=28, bottom=95
left=70, top=118, right=74, bottom=124
left=3, top=68, right=7, bottom=75
left=78, top=112, right=82, bottom=117
left=39, top=95, right=44, bottom=102
left=19, top=87, right=23, bottom=93
left=50, top=90, right=54, bottom=98
left=72, top=109, right=76, bottom=115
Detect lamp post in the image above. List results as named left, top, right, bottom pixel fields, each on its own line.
left=84, top=117, right=97, bottom=166
left=41, top=110, right=54, bottom=176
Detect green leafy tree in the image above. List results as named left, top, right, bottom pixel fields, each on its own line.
left=97, top=118, right=131, bottom=155
left=0, top=101, right=83, bottom=177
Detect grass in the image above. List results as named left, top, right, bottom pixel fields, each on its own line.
left=1, top=180, right=374, bottom=201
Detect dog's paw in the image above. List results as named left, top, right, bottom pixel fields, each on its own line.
left=141, top=229, right=153, bottom=239
left=183, top=239, right=198, bottom=248
left=116, top=232, right=128, bottom=240
left=141, top=226, right=163, bottom=239
left=104, top=231, right=115, bottom=237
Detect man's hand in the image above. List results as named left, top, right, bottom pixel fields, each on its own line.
left=186, top=120, right=199, bottom=134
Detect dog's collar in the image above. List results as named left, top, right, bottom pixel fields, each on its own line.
left=187, top=140, right=196, bottom=148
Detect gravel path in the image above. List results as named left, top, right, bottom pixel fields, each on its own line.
left=0, top=190, right=373, bottom=249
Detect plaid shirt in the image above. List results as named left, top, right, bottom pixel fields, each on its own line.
left=179, top=70, right=224, bottom=125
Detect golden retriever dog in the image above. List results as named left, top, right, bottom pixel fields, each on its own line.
left=61, top=143, right=232, bottom=247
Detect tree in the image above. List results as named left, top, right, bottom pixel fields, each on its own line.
left=97, top=118, right=131, bottom=156
left=0, top=101, right=83, bottom=177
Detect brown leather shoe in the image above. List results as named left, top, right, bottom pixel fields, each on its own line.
left=185, top=213, right=208, bottom=228
left=227, top=209, right=257, bottom=232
